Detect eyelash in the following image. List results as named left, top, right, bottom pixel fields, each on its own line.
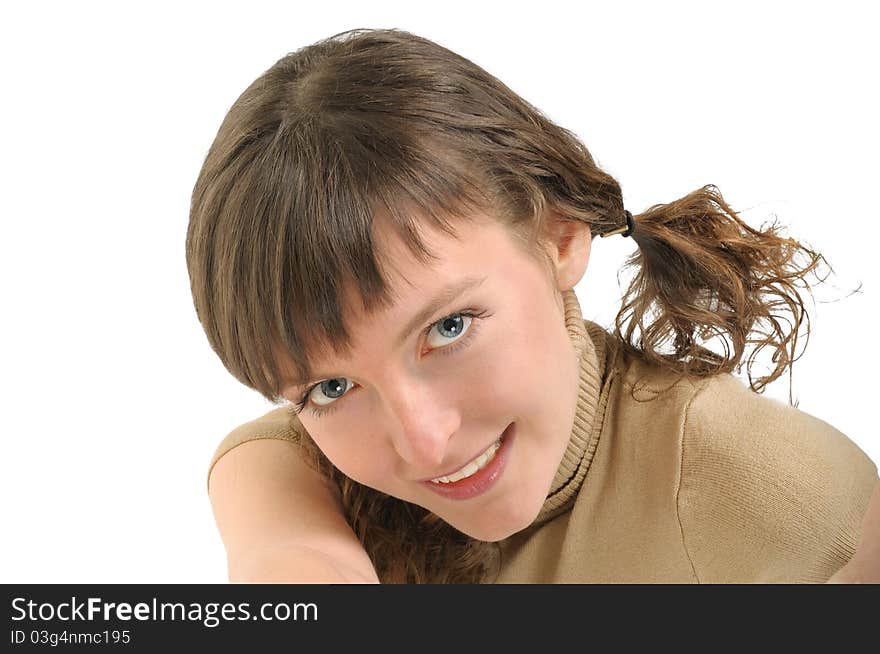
left=293, top=308, right=490, bottom=419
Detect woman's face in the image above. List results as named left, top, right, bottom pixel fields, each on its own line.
left=280, top=210, right=590, bottom=541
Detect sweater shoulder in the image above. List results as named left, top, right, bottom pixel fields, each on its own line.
left=677, top=373, right=877, bottom=582
left=205, top=405, right=307, bottom=492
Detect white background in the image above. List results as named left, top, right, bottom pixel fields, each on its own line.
left=2, top=1, right=877, bottom=582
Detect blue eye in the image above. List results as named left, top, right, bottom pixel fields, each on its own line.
left=310, top=378, right=354, bottom=407
left=425, top=313, right=472, bottom=348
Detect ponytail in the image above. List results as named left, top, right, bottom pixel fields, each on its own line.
left=613, top=184, right=827, bottom=398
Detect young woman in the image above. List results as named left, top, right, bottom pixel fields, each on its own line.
left=186, top=28, right=879, bottom=583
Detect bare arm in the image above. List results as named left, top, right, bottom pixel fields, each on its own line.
left=209, top=438, right=380, bottom=584
left=230, top=542, right=379, bottom=584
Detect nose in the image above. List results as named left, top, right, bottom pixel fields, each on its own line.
left=380, top=374, right=461, bottom=472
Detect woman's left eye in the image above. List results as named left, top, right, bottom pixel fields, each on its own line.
left=424, top=312, right=473, bottom=349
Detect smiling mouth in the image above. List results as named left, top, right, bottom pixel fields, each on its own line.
left=419, top=422, right=515, bottom=500
left=428, top=439, right=502, bottom=484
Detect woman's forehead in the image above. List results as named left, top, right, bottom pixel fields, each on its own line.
left=371, top=207, right=511, bottom=276
left=349, top=217, right=507, bottom=328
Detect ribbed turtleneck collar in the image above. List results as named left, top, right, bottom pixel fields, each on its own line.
left=528, top=288, right=610, bottom=528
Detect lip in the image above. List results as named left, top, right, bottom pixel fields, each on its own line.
left=417, top=435, right=503, bottom=482
left=420, top=422, right=515, bottom=501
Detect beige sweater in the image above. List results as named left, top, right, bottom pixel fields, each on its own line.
left=207, top=291, right=878, bottom=583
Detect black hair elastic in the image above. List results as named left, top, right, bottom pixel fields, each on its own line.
left=600, top=210, right=635, bottom=238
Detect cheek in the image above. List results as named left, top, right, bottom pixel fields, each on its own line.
left=452, top=327, right=543, bottom=414
left=482, top=302, right=573, bottom=415
left=306, top=420, right=395, bottom=488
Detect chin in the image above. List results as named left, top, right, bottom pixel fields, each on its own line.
left=461, top=517, right=534, bottom=542
left=447, top=502, right=543, bottom=542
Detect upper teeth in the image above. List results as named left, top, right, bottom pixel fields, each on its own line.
left=430, top=439, right=501, bottom=484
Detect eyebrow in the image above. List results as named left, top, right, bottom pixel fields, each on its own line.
left=396, top=275, right=488, bottom=348
left=282, top=274, right=488, bottom=393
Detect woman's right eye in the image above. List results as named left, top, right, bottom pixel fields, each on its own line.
left=296, top=378, right=354, bottom=415
left=310, top=378, right=354, bottom=406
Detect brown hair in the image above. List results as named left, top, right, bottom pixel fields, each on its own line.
left=186, top=28, right=827, bottom=583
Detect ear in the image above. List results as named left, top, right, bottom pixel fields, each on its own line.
left=543, top=211, right=592, bottom=292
